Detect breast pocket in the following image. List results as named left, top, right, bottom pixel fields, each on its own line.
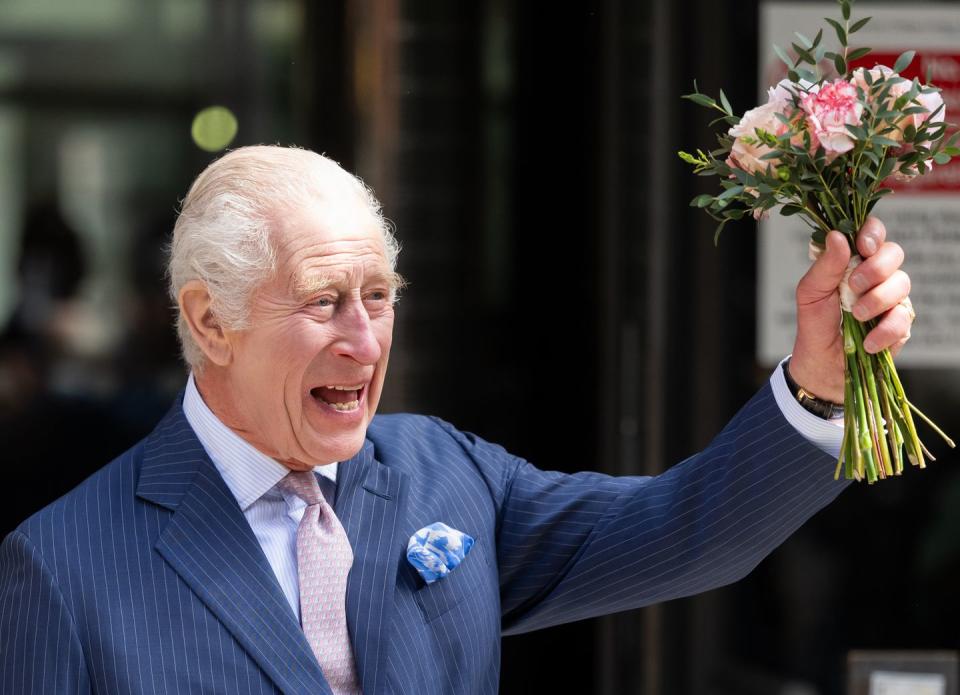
left=413, top=540, right=492, bottom=623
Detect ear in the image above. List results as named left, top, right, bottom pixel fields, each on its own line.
left=178, top=280, right=233, bottom=367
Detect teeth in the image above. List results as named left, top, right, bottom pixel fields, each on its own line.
left=326, top=384, right=364, bottom=391
left=329, top=400, right=360, bottom=411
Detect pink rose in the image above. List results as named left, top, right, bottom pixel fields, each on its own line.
left=801, top=79, right=864, bottom=160
left=726, top=84, right=811, bottom=174
left=767, top=77, right=818, bottom=105
left=851, top=66, right=910, bottom=143
left=892, top=89, right=946, bottom=180
left=910, top=89, right=946, bottom=137
left=726, top=99, right=788, bottom=174
left=851, top=65, right=909, bottom=102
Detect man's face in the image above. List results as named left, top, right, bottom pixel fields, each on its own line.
left=220, top=197, right=396, bottom=469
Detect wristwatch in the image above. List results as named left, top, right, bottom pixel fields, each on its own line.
left=782, top=359, right=844, bottom=419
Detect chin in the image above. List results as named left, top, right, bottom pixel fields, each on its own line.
left=307, top=429, right=368, bottom=464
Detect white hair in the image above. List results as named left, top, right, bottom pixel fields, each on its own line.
left=168, top=145, right=400, bottom=370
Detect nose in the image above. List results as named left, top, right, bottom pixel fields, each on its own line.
left=332, top=297, right=382, bottom=365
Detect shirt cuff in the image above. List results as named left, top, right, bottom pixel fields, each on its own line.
left=769, top=356, right=844, bottom=458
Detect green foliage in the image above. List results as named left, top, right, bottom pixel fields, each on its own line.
left=678, top=0, right=955, bottom=248
left=894, top=50, right=916, bottom=74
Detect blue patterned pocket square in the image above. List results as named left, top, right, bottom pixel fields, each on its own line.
left=406, top=522, right=474, bottom=584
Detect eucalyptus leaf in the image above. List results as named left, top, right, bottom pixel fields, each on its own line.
left=825, top=17, right=847, bottom=47
left=834, top=54, right=847, bottom=76
left=845, top=124, right=867, bottom=140
left=795, top=31, right=814, bottom=49
left=719, top=89, right=733, bottom=115
left=871, top=135, right=901, bottom=148
left=792, top=42, right=816, bottom=65
left=848, top=47, right=871, bottom=62
left=713, top=219, right=729, bottom=246
left=774, top=44, right=794, bottom=69
left=894, top=50, right=916, bottom=74
left=691, top=194, right=714, bottom=208
left=716, top=185, right=744, bottom=201
left=849, top=16, right=871, bottom=33
left=934, top=152, right=951, bottom=165
left=877, top=157, right=896, bottom=181
left=682, top=93, right=718, bottom=109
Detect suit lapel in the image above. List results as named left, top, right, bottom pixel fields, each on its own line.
left=137, top=403, right=331, bottom=695
left=335, top=441, right=409, bottom=695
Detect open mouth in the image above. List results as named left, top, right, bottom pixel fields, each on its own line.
left=310, top=383, right=366, bottom=412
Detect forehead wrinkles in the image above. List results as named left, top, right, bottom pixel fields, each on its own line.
left=289, top=244, right=391, bottom=297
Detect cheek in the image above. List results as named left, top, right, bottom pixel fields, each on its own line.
left=374, top=311, right=395, bottom=359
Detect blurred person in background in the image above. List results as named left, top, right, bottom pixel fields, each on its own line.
left=0, top=201, right=134, bottom=535
left=0, top=146, right=915, bottom=694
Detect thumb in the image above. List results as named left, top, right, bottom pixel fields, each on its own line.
left=797, top=230, right=851, bottom=304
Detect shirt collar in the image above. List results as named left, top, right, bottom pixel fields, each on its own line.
left=182, top=373, right=338, bottom=511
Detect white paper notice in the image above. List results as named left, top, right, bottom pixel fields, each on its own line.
left=757, top=3, right=960, bottom=367
left=869, top=670, right=946, bottom=695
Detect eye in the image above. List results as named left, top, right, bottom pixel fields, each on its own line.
left=362, top=289, right=392, bottom=313
left=311, top=294, right=338, bottom=310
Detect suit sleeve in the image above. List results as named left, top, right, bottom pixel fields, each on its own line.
left=450, top=382, right=849, bottom=635
left=0, top=530, right=91, bottom=694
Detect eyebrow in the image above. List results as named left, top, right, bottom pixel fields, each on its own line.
left=293, top=269, right=406, bottom=300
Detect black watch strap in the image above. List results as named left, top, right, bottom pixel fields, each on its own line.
left=782, top=360, right=844, bottom=420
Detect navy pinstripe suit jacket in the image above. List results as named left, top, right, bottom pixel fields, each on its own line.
left=0, top=383, right=845, bottom=694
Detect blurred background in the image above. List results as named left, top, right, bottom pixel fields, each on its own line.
left=1, top=0, right=958, bottom=693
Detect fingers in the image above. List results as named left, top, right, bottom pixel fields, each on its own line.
left=797, top=230, right=851, bottom=304
left=852, top=269, right=911, bottom=321
left=856, top=216, right=887, bottom=257
left=848, top=241, right=905, bottom=296
left=864, top=301, right=914, bottom=353
left=889, top=335, right=910, bottom=358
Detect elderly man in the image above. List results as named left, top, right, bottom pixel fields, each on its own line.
left=0, top=146, right=913, bottom=694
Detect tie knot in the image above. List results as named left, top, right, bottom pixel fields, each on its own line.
left=278, top=470, right=325, bottom=506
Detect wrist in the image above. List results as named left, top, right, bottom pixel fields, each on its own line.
left=782, top=358, right=844, bottom=420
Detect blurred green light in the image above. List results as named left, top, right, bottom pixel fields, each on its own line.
left=191, top=106, right=238, bottom=152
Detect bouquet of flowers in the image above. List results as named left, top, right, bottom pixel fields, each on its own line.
left=679, top=0, right=956, bottom=483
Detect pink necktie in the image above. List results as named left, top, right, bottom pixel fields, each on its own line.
left=278, top=470, right=361, bottom=694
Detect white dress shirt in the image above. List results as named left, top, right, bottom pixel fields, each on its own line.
left=181, top=360, right=841, bottom=619
left=182, top=374, right=337, bottom=620
left=769, top=356, right=844, bottom=458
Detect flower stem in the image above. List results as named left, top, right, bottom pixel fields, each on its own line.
left=833, top=305, right=953, bottom=481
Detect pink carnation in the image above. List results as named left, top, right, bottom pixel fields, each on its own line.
left=801, top=79, right=864, bottom=160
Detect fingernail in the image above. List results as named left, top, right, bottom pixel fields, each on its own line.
left=849, top=273, right=869, bottom=294
left=853, top=303, right=869, bottom=320
left=862, top=235, right=878, bottom=255
left=863, top=338, right=877, bottom=353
